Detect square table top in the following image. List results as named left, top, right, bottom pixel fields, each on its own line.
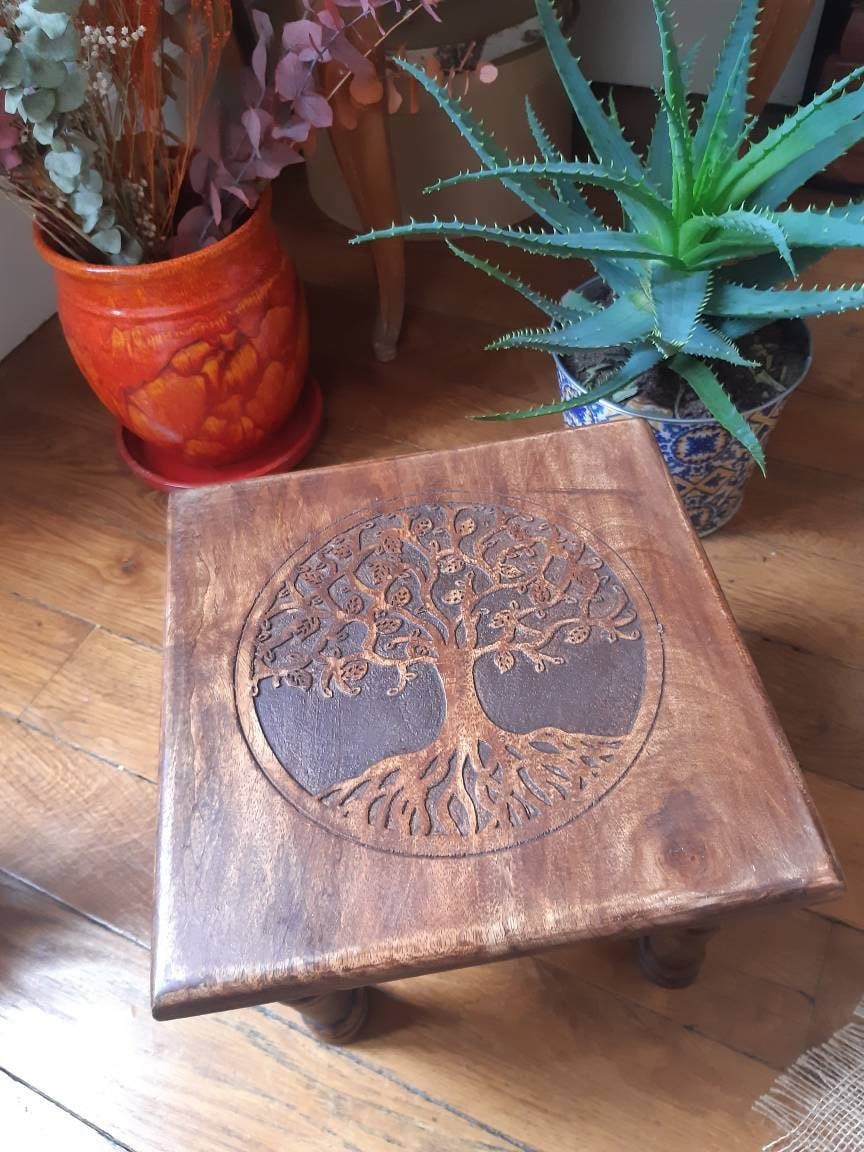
left=152, top=422, right=842, bottom=1020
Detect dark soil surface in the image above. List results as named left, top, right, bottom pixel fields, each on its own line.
left=562, top=314, right=810, bottom=422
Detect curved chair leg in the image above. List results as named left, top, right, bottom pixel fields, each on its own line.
left=326, top=26, right=405, bottom=362
left=749, top=0, right=818, bottom=113
left=637, top=926, right=715, bottom=989
left=285, top=987, right=369, bottom=1043
left=329, top=115, right=404, bottom=363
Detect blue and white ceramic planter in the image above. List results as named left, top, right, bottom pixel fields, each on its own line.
left=555, top=319, right=811, bottom=537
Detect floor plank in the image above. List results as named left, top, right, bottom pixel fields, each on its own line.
left=24, top=629, right=162, bottom=782
left=738, top=457, right=864, bottom=569
left=805, top=772, right=864, bottom=933
left=354, top=960, right=777, bottom=1152
left=0, top=715, right=155, bottom=944
left=710, top=908, right=831, bottom=995
left=542, top=934, right=815, bottom=1070
left=799, top=310, right=864, bottom=405
left=0, top=873, right=567, bottom=1152
left=0, top=499, right=164, bottom=647
left=768, top=389, right=864, bottom=482
left=0, top=399, right=167, bottom=544
left=704, top=530, right=864, bottom=670
left=745, top=633, right=864, bottom=790
left=0, top=874, right=776, bottom=1152
left=1, top=172, right=862, bottom=1150
left=807, top=920, right=864, bottom=1048
left=0, top=1071, right=124, bottom=1152
left=0, top=591, right=91, bottom=718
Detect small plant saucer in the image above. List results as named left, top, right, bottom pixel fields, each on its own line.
left=116, top=377, right=324, bottom=492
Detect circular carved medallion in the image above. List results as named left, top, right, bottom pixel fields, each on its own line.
left=235, top=496, right=663, bottom=857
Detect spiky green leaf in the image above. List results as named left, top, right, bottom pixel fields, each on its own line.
left=684, top=209, right=795, bottom=271
left=489, top=295, right=653, bottom=353
left=523, top=98, right=595, bottom=221
left=534, top=0, right=645, bottom=180
left=772, top=206, right=864, bottom=252
left=752, top=119, right=864, bottom=207
left=682, top=321, right=756, bottom=366
left=693, top=0, right=758, bottom=170
left=646, top=40, right=701, bottom=198
left=650, top=265, right=711, bottom=347
left=671, top=356, right=766, bottom=471
left=720, top=248, right=828, bottom=290
left=350, top=219, right=670, bottom=263
left=392, top=56, right=580, bottom=235
left=444, top=242, right=596, bottom=323
left=709, top=281, right=864, bottom=320
left=426, top=162, right=673, bottom=233
left=532, top=0, right=656, bottom=234
left=717, top=66, right=864, bottom=207
left=523, top=96, right=638, bottom=295
left=649, top=0, right=693, bottom=217
left=477, top=344, right=662, bottom=420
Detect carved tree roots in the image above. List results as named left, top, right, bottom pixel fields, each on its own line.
left=318, top=719, right=622, bottom=844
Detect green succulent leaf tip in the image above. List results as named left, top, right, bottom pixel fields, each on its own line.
left=358, top=0, right=864, bottom=464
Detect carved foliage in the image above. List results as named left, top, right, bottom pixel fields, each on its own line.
left=250, top=503, right=641, bottom=701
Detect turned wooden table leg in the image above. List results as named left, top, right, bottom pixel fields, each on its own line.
left=285, top=987, right=369, bottom=1043
left=637, top=926, right=715, bottom=989
left=325, top=22, right=405, bottom=363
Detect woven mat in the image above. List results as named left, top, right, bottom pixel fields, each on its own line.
left=755, top=999, right=864, bottom=1152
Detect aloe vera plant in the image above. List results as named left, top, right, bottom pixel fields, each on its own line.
left=352, top=0, right=864, bottom=468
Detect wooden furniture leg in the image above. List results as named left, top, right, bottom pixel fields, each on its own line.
left=636, top=926, right=715, bottom=989
left=749, top=0, right=819, bottom=114
left=284, top=987, right=369, bottom=1043
left=324, top=18, right=405, bottom=364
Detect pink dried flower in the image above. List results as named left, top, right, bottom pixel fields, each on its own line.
left=176, top=1, right=440, bottom=254
left=0, top=110, right=22, bottom=172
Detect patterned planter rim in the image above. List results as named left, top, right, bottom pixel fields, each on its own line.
left=554, top=278, right=813, bottom=425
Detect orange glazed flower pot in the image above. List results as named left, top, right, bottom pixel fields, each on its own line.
left=35, top=194, right=310, bottom=471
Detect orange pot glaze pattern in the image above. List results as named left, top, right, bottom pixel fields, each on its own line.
left=35, top=196, right=309, bottom=467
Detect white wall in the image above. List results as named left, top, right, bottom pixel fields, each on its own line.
left=0, top=196, right=57, bottom=361
left=574, top=0, right=826, bottom=105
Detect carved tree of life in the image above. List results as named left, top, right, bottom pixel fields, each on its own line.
left=245, top=502, right=649, bottom=851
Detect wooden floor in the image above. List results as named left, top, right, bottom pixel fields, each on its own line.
left=1, top=174, right=863, bottom=1151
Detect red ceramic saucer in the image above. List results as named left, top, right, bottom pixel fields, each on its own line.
left=116, top=377, right=324, bottom=492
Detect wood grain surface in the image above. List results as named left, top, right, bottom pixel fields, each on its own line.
left=0, top=171, right=861, bottom=1150
left=153, top=421, right=841, bottom=1020
left=24, top=628, right=162, bottom=781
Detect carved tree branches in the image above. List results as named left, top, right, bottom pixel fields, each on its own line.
left=250, top=503, right=641, bottom=702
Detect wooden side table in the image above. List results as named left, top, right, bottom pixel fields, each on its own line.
left=152, top=423, right=842, bottom=1041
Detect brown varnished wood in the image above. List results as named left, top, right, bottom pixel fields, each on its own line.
left=152, top=422, right=842, bottom=1022
left=749, top=0, right=819, bottom=113
left=2, top=1068, right=121, bottom=1152
left=2, top=871, right=786, bottom=1150
left=637, top=926, right=716, bottom=989
left=237, top=496, right=660, bottom=854
left=0, top=713, right=156, bottom=946
left=1, top=175, right=863, bottom=1147
left=286, top=988, right=369, bottom=1043
left=0, top=590, right=92, bottom=717
left=0, top=873, right=510, bottom=1152
left=23, top=628, right=162, bottom=782
left=322, top=12, right=405, bottom=363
